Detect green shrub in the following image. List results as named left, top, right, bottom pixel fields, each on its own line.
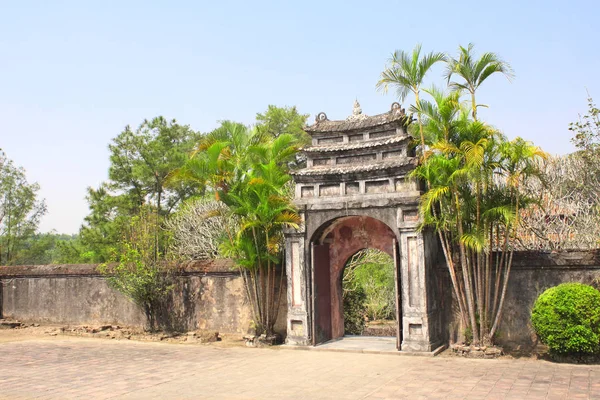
left=353, top=260, right=395, bottom=321
left=343, top=286, right=366, bottom=335
left=531, top=283, right=600, bottom=355
left=343, top=249, right=396, bottom=323
left=100, top=208, right=174, bottom=331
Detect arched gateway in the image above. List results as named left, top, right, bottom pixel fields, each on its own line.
left=284, top=101, right=449, bottom=352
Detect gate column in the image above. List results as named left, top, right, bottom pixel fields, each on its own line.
left=284, top=217, right=311, bottom=345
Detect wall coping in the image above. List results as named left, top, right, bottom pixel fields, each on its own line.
left=509, top=250, right=600, bottom=269
left=1, top=250, right=599, bottom=278
left=0, top=259, right=237, bottom=278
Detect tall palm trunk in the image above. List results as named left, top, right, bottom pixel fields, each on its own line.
left=415, top=90, right=427, bottom=158
left=455, top=190, right=479, bottom=344
left=471, top=91, right=478, bottom=121
left=490, top=190, right=520, bottom=337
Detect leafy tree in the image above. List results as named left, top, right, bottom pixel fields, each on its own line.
left=108, top=117, right=201, bottom=217
left=79, top=117, right=201, bottom=262
left=412, top=90, right=546, bottom=345
left=445, top=43, right=514, bottom=121
left=165, top=198, right=238, bottom=261
left=175, top=121, right=300, bottom=337
left=78, top=184, right=135, bottom=263
left=378, top=43, right=533, bottom=346
left=517, top=96, right=600, bottom=251
left=343, top=249, right=395, bottom=322
left=256, top=105, right=310, bottom=145
left=570, top=96, right=600, bottom=152
left=377, top=44, right=446, bottom=156
left=569, top=95, right=600, bottom=205
left=100, top=207, right=174, bottom=331
left=53, top=234, right=90, bottom=264
left=343, top=285, right=367, bottom=335
left=10, top=232, right=80, bottom=265
left=0, top=150, right=47, bottom=265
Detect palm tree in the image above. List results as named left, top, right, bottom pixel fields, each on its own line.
left=445, top=43, right=514, bottom=121
left=174, top=122, right=301, bottom=336
left=414, top=93, right=546, bottom=345
left=488, top=138, right=547, bottom=339
left=222, top=160, right=301, bottom=335
left=377, top=44, right=446, bottom=157
left=413, top=86, right=462, bottom=144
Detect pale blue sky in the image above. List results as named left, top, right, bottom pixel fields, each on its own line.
left=1, top=0, right=598, bottom=233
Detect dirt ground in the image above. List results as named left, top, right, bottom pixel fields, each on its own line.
left=0, top=319, right=246, bottom=348
left=0, top=318, right=543, bottom=360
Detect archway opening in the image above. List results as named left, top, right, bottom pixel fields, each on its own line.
left=310, top=215, right=401, bottom=345
left=342, top=248, right=396, bottom=337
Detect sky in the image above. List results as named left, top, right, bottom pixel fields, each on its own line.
left=1, top=0, right=599, bottom=234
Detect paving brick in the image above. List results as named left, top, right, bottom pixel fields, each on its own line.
left=1, top=337, right=600, bottom=399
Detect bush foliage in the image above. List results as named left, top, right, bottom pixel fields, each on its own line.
left=343, top=285, right=367, bottom=335
left=100, top=208, right=174, bottom=331
left=531, top=283, right=600, bottom=355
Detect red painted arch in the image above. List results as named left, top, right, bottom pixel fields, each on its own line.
left=313, top=215, right=396, bottom=339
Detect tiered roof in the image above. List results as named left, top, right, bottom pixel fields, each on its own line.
left=293, top=158, right=417, bottom=177
left=302, top=135, right=410, bottom=154
left=292, top=101, right=415, bottom=179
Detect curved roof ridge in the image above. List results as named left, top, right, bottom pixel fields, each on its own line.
left=304, top=103, right=410, bottom=134
left=303, top=135, right=410, bottom=153
left=292, top=158, right=417, bottom=177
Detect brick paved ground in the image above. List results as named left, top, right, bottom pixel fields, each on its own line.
left=1, top=337, right=599, bottom=399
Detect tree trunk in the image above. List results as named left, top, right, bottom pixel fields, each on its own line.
left=471, top=91, right=478, bottom=121
left=415, top=90, right=427, bottom=158
left=455, top=191, right=479, bottom=344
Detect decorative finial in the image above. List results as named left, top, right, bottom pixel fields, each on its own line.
left=353, top=99, right=362, bottom=115
left=316, top=112, right=328, bottom=123
left=391, top=102, right=405, bottom=114
left=346, top=99, right=368, bottom=122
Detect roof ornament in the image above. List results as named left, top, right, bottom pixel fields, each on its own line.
left=346, top=99, right=368, bottom=122
left=391, top=102, right=405, bottom=114
left=353, top=99, right=362, bottom=115
left=315, top=112, right=328, bottom=123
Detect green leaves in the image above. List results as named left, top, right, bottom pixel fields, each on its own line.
left=445, top=43, right=514, bottom=120
left=177, top=120, right=301, bottom=269
left=446, top=43, right=514, bottom=93
left=532, top=283, right=600, bottom=355
left=255, top=105, right=310, bottom=147
left=79, top=117, right=201, bottom=263
left=100, top=207, right=174, bottom=331
left=377, top=44, right=446, bottom=101
left=0, top=150, right=47, bottom=265
left=175, top=118, right=301, bottom=335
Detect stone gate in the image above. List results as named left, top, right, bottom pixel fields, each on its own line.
left=284, top=101, right=449, bottom=352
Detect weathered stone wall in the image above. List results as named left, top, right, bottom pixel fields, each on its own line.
left=448, top=251, right=600, bottom=350
left=496, top=251, right=600, bottom=350
left=2, top=251, right=598, bottom=349
left=0, top=261, right=287, bottom=336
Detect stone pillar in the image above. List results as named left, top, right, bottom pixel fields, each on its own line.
left=398, top=229, right=436, bottom=352
left=284, top=218, right=310, bottom=345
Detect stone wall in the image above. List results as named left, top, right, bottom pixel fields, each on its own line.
left=496, top=251, right=600, bottom=350
left=0, top=261, right=287, bottom=336
left=2, top=251, right=599, bottom=349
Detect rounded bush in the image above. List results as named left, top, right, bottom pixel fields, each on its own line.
left=531, top=283, right=600, bottom=355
